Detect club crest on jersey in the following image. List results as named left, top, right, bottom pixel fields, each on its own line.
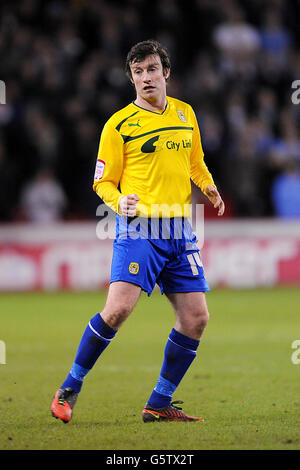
left=94, top=158, right=106, bottom=181
left=129, top=262, right=139, bottom=275
left=177, top=110, right=187, bottom=122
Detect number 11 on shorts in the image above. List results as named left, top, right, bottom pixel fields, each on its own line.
left=187, top=252, right=203, bottom=276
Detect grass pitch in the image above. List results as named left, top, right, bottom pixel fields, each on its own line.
left=0, top=287, right=299, bottom=450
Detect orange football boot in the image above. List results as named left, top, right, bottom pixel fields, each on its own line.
left=142, top=400, right=204, bottom=422
left=51, top=388, right=78, bottom=423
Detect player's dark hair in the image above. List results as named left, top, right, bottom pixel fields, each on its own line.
left=125, top=39, right=171, bottom=81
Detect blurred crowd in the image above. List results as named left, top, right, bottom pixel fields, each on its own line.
left=1, top=0, right=300, bottom=222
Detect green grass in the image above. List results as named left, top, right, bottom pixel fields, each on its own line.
left=0, top=287, right=299, bottom=450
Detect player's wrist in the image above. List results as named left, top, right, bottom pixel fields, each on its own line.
left=117, top=194, right=125, bottom=215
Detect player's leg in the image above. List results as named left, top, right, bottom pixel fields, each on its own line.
left=51, top=231, right=165, bottom=423
left=61, top=281, right=141, bottom=392
left=143, top=246, right=209, bottom=422
left=168, top=291, right=209, bottom=340
left=100, top=280, right=142, bottom=329
left=51, top=281, right=141, bottom=422
left=143, top=292, right=208, bottom=422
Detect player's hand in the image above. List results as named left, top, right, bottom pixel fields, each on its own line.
left=119, top=194, right=140, bottom=217
left=205, top=185, right=225, bottom=216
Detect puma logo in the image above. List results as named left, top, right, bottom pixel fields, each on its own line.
left=128, top=119, right=141, bottom=127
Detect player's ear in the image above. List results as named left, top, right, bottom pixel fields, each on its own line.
left=127, top=73, right=135, bottom=87
left=129, top=70, right=136, bottom=86
left=126, top=67, right=135, bottom=86
left=164, top=68, right=170, bottom=82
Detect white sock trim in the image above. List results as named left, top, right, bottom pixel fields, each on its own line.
left=168, top=337, right=197, bottom=354
left=88, top=321, right=113, bottom=342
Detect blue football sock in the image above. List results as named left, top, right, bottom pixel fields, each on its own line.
left=61, top=313, right=117, bottom=393
left=148, top=328, right=199, bottom=408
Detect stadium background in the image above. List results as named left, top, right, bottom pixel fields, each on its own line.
left=1, top=0, right=300, bottom=290
left=1, top=0, right=300, bottom=222
left=0, top=0, right=300, bottom=452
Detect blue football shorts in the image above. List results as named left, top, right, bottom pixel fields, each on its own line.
left=110, top=216, right=210, bottom=296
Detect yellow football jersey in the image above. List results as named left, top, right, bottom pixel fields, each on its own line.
left=93, top=96, right=215, bottom=217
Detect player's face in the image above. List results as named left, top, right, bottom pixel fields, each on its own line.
left=130, top=54, right=170, bottom=105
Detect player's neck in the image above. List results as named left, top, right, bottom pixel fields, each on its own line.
left=134, top=94, right=167, bottom=113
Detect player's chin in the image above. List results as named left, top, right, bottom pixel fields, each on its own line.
left=142, top=88, right=156, bottom=97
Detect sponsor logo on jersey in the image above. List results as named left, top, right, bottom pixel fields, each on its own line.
left=129, top=262, right=139, bottom=274
left=94, top=158, right=106, bottom=181
left=141, top=135, right=160, bottom=153
left=141, top=134, right=192, bottom=153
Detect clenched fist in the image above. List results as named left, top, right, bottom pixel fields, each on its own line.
left=118, top=194, right=140, bottom=217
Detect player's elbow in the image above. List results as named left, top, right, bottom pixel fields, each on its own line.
left=93, top=180, right=100, bottom=194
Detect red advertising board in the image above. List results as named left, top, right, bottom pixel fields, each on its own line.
left=0, top=220, right=300, bottom=291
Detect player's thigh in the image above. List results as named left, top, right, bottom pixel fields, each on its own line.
left=166, top=291, right=209, bottom=338
left=111, top=238, right=168, bottom=296
left=101, top=281, right=142, bottom=328
left=157, top=248, right=210, bottom=295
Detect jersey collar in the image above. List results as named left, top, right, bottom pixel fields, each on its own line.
left=132, top=99, right=169, bottom=115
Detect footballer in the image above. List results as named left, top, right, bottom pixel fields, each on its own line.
left=51, top=39, right=224, bottom=423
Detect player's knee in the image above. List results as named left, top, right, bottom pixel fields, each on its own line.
left=102, top=303, right=133, bottom=329
left=178, top=306, right=209, bottom=339
left=201, top=308, right=210, bottom=326
left=191, top=307, right=209, bottom=337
